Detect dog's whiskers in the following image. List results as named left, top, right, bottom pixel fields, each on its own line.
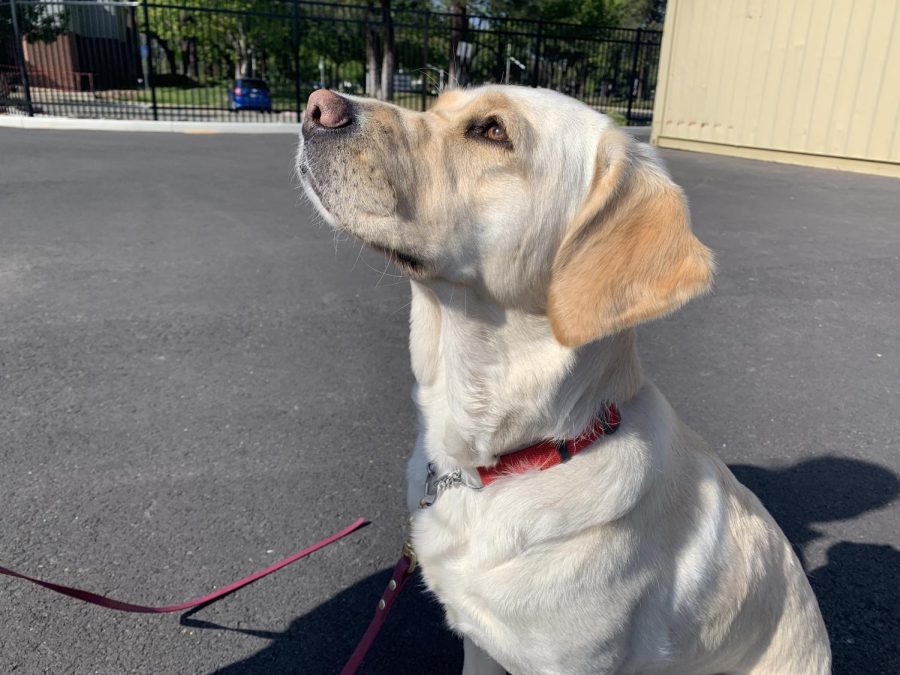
left=351, top=242, right=366, bottom=271
left=392, top=299, right=413, bottom=314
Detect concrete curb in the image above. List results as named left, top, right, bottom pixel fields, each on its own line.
left=1, top=114, right=651, bottom=140
left=1, top=114, right=652, bottom=136
left=0, top=115, right=300, bottom=134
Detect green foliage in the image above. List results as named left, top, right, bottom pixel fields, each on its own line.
left=147, top=1, right=294, bottom=81
left=444, top=0, right=665, bottom=28
left=612, top=0, right=666, bottom=29
left=470, top=0, right=619, bottom=25
left=4, top=0, right=657, bottom=116
left=141, top=0, right=663, bottom=93
left=0, top=1, right=68, bottom=43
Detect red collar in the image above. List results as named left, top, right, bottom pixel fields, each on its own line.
left=476, top=403, right=621, bottom=486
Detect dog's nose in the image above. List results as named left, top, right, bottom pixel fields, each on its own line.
left=304, top=89, right=353, bottom=132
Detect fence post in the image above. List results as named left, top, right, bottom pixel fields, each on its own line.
left=9, top=0, right=34, bottom=116
left=420, top=9, right=429, bottom=111
left=531, top=19, right=543, bottom=87
left=140, top=0, right=158, bottom=121
left=626, top=28, right=642, bottom=124
left=293, top=0, right=301, bottom=120
left=129, top=5, right=144, bottom=115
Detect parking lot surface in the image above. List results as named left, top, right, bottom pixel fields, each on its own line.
left=0, top=127, right=897, bottom=674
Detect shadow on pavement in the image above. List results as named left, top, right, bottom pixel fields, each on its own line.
left=732, top=457, right=900, bottom=675
left=201, top=456, right=898, bottom=674
left=195, top=567, right=461, bottom=674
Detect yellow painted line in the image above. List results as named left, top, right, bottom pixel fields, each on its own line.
left=183, top=129, right=220, bottom=135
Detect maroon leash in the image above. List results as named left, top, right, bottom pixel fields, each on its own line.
left=1, top=411, right=621, bottom=669
left=341, top=541, right=417, bottom=674
left=0, top=517, right=414, bottom=673
left=0, top=518, right=366, bottom=613
left=1, top=408, right=623, bottom=671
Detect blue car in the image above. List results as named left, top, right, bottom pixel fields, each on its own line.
left=228, top=78, right=272, bottom=113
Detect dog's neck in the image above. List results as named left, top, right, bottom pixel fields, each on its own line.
left=409, top=280, right=643, bottom=470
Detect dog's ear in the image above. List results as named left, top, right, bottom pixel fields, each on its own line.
left=547, top=128, right=714, bottom=348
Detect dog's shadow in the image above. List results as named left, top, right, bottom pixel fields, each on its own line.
left=202, top=456, right=898, bottom=674
left=731, top=457, right=899, bottom=675
left=197, top=566, right=461, bottom=674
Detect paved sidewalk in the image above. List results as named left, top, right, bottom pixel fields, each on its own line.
left=0, top=127, right=897, bottom=674
left=0, top=113, right=301, bottom=134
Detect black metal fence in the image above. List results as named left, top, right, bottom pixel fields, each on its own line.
left=0, top=0, right=662, bottom=124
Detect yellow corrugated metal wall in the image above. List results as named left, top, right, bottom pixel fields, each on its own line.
left=651, top=0, right=900, bottom=176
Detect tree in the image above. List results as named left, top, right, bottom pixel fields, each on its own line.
left=364, top=0, right=396, bottom=100
left=147, top=0, right=292, bottom=81
left=612, top=0, right=666, bottom=29
left=365, top=2, right=380, bottom=96
left=445, top=0, right=665, bottom=28
left=432, top=0, right=666, bottom=93
left=379, top=0, right=394, bottom=100
left=448, top=0, right=468, bottom=87
left=0, top=1, right=68, bottom=44
left=477, top=0, right=619, bottom=25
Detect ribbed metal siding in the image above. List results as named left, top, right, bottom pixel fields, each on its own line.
left=652, top=0, right=900, bottom=165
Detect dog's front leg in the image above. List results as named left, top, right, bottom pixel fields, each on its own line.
left=462, top=637, right=506, bottom=675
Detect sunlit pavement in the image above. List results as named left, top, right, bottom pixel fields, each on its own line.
left=0, top=127, right=897, bottom=674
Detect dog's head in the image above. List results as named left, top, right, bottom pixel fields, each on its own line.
left=297, top=85, right=713, bottom=348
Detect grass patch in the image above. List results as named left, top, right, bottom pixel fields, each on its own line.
left=111, top=85, right=295, bottom=110
left=603, top=110, right=629, bottom=126
left=132, top=85, right=228, bottom=107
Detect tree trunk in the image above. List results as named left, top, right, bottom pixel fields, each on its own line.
left=365, top=2, right=380, bottom=98
left=379, top=0, right=394, bottom=101
left=179, top=38, right=190, bottom=77
left=234, top=24, right=251, bottom=80
left=448, top=1, right=467, bottom=88
left=165, top=47, right=177, bottom=77
left=150, top=33, right=177, bottom=76
left=188, top=38, right=198, bottom=79
left=178, top=12, right=189, bottom=77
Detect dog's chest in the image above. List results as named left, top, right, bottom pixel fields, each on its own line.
left=408, top=486, right=661, bottom=672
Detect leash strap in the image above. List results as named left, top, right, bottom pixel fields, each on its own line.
left=0, top=518, right=366, bottom=614
left=340, top=545, right=416, bottom=675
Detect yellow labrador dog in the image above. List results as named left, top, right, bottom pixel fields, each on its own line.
left=297, top=86, right=830, bottom=674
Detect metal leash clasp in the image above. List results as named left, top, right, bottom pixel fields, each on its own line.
left=419, top=462, right=482, bottom=509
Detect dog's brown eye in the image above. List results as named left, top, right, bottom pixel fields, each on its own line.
left=483, top=123, right=509, bottom=143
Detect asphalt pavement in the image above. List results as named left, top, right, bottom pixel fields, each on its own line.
left=0, top=127, right=897, bottom=674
